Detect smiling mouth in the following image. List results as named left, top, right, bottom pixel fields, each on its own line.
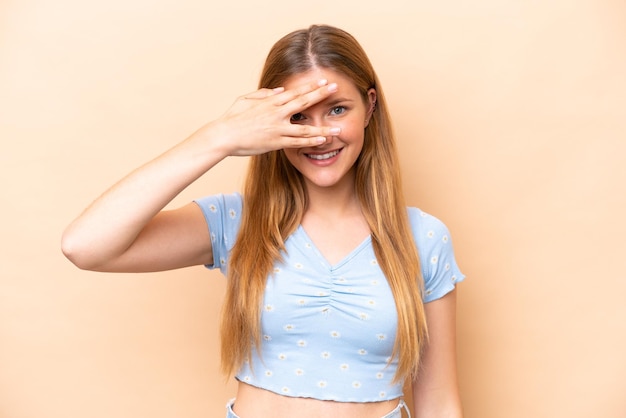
left=305, top=149, right=341, bottom=160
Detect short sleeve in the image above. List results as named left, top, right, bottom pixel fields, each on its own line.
left=193, top=193, right=243, bottom=276
left=408, top=207, right=465, bottom=303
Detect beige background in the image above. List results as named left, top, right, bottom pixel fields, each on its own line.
left=1, top=0, right=625, bottom=417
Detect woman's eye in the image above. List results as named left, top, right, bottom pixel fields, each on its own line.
left=290, top=113, right=305, bottom=122
left=330, top=106, right=346, bottom=116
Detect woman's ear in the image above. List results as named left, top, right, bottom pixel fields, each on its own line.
left=365, top=88, right=377, bottom=127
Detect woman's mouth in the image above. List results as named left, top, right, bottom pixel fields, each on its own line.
left=305, top=149, right=341, bottom=160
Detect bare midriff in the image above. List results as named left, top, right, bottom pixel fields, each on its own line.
left=232, top=381, right=401, bottom=418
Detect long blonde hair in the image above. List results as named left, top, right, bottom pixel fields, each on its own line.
left=221, top=25, right=427, bottom=382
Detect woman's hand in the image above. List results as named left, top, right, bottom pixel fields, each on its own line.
left=197, top=79, right=341, bottom=157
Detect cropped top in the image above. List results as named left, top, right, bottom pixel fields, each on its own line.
left=195, top=193, right=464, bottom=403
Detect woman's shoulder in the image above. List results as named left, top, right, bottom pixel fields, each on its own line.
left=406, top=206, right=465, bottom=299
left=406, top=206, right=458, bottom=254
left=194, top=192, right=242, bottom=213
left=406, top=206, right=451, bottom=235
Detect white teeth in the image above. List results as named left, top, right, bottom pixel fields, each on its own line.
left=307, top=149, right=340, bottom=160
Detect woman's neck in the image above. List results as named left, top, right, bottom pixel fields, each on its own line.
left=303, top=176, right=361, bottom=219
left=300, top=174, right=371, bottom=265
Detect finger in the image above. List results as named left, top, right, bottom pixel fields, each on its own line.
left=283, top=83, right=338, bottom=116
left=274, top=79, right=337, bottom=108
left=240, top=87, right=283, bottom=100
left=280, top=135, right=328, bottom=148
left=283, top=124, right=341, bottom=139
left=274, top=79, right=328, bottom=104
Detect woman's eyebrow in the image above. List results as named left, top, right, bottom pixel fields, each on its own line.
left=324, top=97, right=354, bottom=106
left=298, top=97, right=354, bottom=113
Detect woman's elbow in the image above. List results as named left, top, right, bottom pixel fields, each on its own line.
left=60, top=229, right=101, bottom=271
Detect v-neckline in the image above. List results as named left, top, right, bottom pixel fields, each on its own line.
left=296, top=225, right=372, bottom=271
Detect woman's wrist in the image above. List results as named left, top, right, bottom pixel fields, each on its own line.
left=178, top=120, right=234, bottom=169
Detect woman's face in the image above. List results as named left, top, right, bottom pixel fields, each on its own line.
left=282, top=67, right=376, bottom=193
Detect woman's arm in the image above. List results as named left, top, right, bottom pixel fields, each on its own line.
left=412, top=289, right=463, bottom=417
left=61, top=80, right=340, bottom=272
left=61, top=132, right=226, bottom=272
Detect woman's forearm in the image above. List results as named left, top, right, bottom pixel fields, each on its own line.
left=61, top=123, right=229, bottom=270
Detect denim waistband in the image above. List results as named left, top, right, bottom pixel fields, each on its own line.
left=225, top=398, right=411, bottom=418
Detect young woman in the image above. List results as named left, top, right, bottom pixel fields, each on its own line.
left=62, top=25, right=465, bottom=418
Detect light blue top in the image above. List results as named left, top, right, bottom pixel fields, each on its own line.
left=195, top=193, right=464, bottom=403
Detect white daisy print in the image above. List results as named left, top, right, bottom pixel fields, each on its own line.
left=295, top=368, right=304, bottom=376
left=359, top=313, right=369, bottom=320
left=317, top=381, right=328, bottom=388
left=281, top=387, right=290, bottom=393
left=278, top=353, right=287, bottom=360
left=283, top=324, right=295, bottom=331
left=376, top=333, right=387, bottom=341
left=264, top=305, right=274, bottom=312
left=358, top=349, right=367, bottom=355
left=376, top=372, right=384, bottom=379
left=209, top=204, right=217, bottom=212
left=228, top=208, right=236, bottom=219
left=352, top=381, right=362, bottom=389
left=295, top=263, right=303, bottom=269
left=368, top=300, right=376, bottom=306
left=263, top=335, right=272, bottom=341
left=297, top=340, right=307, bottom=347
left=370, top=280, right=379, bottom=286
left=370, top=259, right=378, bottom=265
left=265, top=370, right=273, bottom=377
left=297, top=298, right=307, bottom=306
left=379, top=391, right=387, bottom=398
left=330, top=331, right=341, bottom=338
left=442, top=235, right=449, bottom=243
left=431, top=256, right=438, bottom=264
left=321, top=351, right=331, bottom=359
left=427, top=230, right=435, bottom=238
left=340, top=364, right=349, bottom=371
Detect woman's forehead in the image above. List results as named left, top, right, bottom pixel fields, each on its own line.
left=282, top=68, right=357, bottom=91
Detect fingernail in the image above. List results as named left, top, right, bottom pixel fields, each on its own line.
left=273, top=87, right=285, bottom=93
left=327, top=83, right=338, bottom=92
left=329, top=127, right=341, bottom=135
left=316, top=136, right=327, bottom=144
left=318, top=79, right=328, bottom=86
